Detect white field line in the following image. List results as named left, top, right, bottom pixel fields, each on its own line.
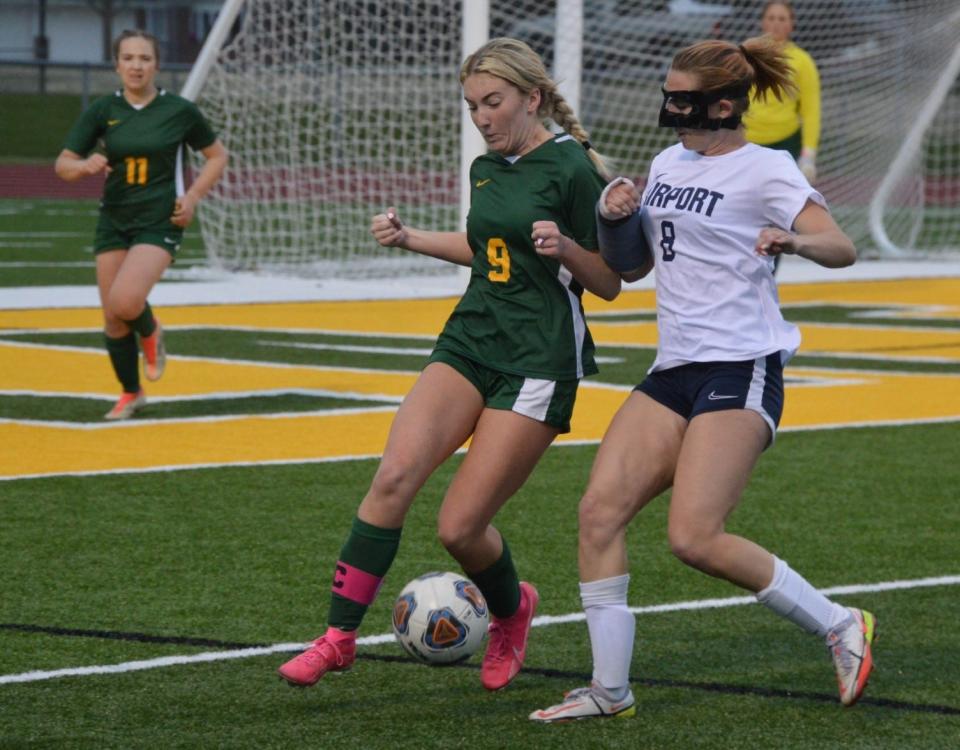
left=799, top=350, right=960, bottom=365
left=584, top=301, right=956, bottom=317
left=0, top=260, right=203, bottom=267
left=2, top=574, right=957, bottom=686
left=254, top=340, right=625, bottom=365
left=0, top=325, right=439, bottom=340
left=257, top=339, right=435, bottom=356
left=0, top=232, right=88, bottom=237
left=0, top=339, right=422, bottom=376
left=0, top=405, right=400, bottom=431
left=0, top=388, right=401, bottom=404
left=0, top=451, right=390, bottom=482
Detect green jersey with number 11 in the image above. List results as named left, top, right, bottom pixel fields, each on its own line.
left=63, top=89, right=216, bottom=219
left=435, top=134, right=606, bottom=381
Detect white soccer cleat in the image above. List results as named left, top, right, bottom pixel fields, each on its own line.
left=827, top=607, right=877, bottom=707
left=141, top=321, right=166, bottom=382
left=104, top=389, right=146, bottom=421
left=529, top=685, right=636, bottom=723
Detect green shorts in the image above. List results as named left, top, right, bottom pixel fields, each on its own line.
left=94, top=207, right=183, bottom=256
left=429, top=348, right=579, bottom=433
left=761, top=129, right=802, bottom=161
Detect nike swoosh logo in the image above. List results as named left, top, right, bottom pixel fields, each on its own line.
left=535, top=701, right=586, bottom=719
left=475, top=178, right=492, bottom=188
left=164, top=237, right=178, bottom=244
left=107, top=119, right=121, bottom=126
left=707, top=391, right=740, bottom=401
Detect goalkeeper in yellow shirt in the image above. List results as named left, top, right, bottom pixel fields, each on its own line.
left=743, top=1, right=820, bottom=274
left=743, top=0, right=820, bottom=183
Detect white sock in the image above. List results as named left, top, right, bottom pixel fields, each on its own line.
left=580, top=574, right=633, bottom=698
left=756, top=556, right=851, bottom=637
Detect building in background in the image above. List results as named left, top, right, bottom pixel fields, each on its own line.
left=0, top=0, right=221, bottom=65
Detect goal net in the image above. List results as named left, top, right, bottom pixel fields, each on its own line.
left=192, top=0, right=960, bottom=276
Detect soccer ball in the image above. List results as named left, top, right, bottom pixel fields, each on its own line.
left=392, top=571, right=489, bottom=665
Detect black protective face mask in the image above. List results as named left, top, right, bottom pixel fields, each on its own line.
left=658, top=86, right=749, bottom=131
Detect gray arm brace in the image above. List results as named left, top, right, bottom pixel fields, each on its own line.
left=596, top=206, right=651, bottom=273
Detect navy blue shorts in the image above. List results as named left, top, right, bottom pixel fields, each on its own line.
left=636, top=353, right=785, bottom=440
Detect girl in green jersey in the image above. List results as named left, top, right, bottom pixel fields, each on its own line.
left=55, top=30, right=227, bottom=420
left=279, top=38, right=620, bottom=695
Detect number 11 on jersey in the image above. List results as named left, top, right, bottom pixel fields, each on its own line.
left=124, top=156, right=148, bottom=185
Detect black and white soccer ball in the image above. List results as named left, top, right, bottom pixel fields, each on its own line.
left=392, top=571, right=489, bottom=665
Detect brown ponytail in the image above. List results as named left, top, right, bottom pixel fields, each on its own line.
left=671, top=35, right=795, bottom=112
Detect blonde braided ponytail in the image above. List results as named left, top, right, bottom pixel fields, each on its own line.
left=545, top=86, right=612, bottom=181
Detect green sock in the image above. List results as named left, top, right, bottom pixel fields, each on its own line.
left=124, top=302, right=157, bottom=338
left=104, top=333, right=140, bottom=393
left=468, top=536, right=521, bottom=619
left=327, top=517, right=402, bottom=631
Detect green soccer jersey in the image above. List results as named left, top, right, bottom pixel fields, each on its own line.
left=62, top=89, right=216, bottom=220
left=435, top=134, right=606, bottom=380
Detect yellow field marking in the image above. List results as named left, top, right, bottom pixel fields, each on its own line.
left=581, top=277, right=960, bottom=317
left=567, top=367, right=960, bottom=438
left=799, top=325, right=960, bottom=360
left=587, top=320, right=960, bottom=361
left=582, top=289, right=656, bottom=313
left=2, top=277, right=959, bottom=479
left=2, top=277, right=958, bottom=334
left=779, top=367, right=960, bottom=427
left=2, top=277, right=957, bottom=347
left=583, top=277, right=960, bottom=316
left=778, top=277, right=960, bottom=318
left=3, top=367, right=959, bottom=479
left=0, top=341, right=416, bottom=398
left=0, top=298, right=460, bottom=337
left=589, top=320, right=660, bottom=347
left=1, top=410, right=398, bottom=477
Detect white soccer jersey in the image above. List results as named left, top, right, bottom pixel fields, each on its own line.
left=640, top=142, right=825, bottom=372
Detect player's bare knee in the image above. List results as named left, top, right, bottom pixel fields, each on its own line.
left=668, top=526, right=714, bottom=571
left=369, top=457, right=419, bottom=500
left=107, top=292, right=146, bottom=322
left=578, top=490, right=626, bottom=548
left=436, top=517, right=482, bottom=558
left=362, top=463, right=420, bottom=522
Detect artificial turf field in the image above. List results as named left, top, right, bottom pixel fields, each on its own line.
left=1, top=200, right=959, bottom=748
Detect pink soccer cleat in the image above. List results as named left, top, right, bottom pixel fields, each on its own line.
left=480, top=581, right=539, bottom=691
left=277, top=629, right=357, bottom=687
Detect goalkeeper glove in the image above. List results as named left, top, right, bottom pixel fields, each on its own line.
left=798, top=148, right=817, bottom=183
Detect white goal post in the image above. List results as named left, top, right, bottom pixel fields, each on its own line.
left=185, top=0, right=960, bottom=277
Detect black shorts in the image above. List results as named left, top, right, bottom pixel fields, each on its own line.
left=636, top=353, right=785, bottom=441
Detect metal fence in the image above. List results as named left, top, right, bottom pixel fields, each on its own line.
left=1, top=59, right=193, bottom=108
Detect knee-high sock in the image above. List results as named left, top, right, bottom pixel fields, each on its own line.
left=124, top=302, right=157, bottom=338
left=327, top=516, right=401, bottom=631
left=104, top=333, right=139, bottom=393
left=756, top=556, right=851, bottom=637
left=468, top=537, right=521, bottom=619
left=581, top=574, right=633, bottom=698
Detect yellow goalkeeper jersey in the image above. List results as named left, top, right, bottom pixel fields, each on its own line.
left=743, top=42, right=821, bottom=151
